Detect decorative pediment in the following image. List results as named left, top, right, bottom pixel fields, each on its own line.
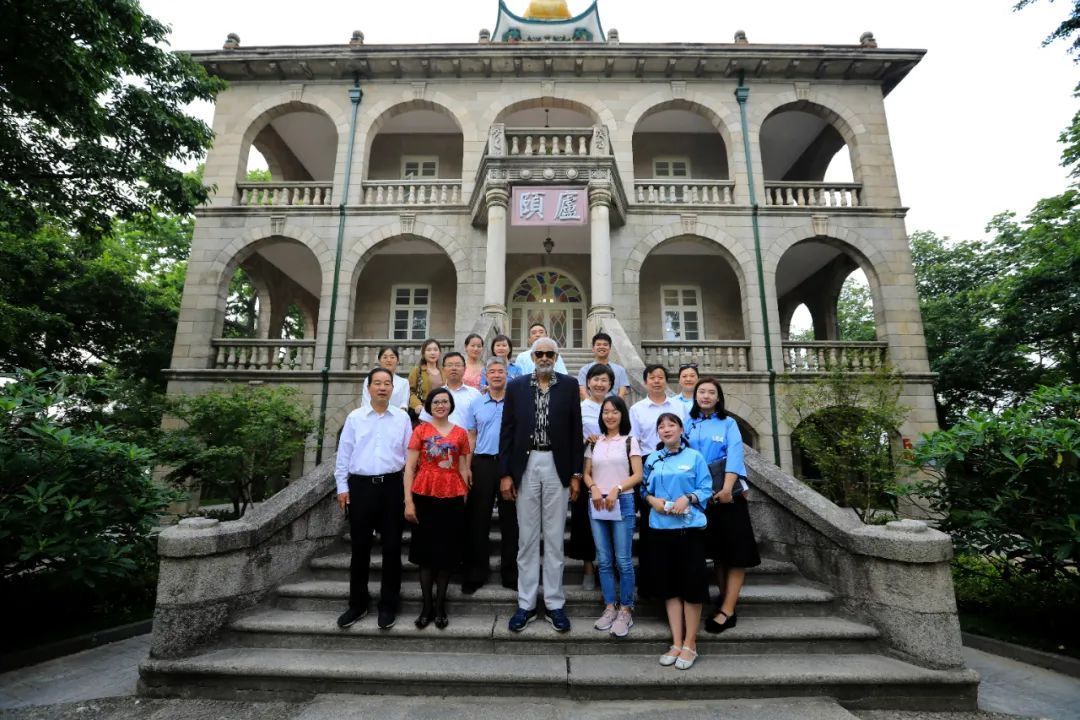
left=492, top=0, right=605, bottom=43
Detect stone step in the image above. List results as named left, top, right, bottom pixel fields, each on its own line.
left=226, top=608, right=880, bottom=655
left=138, top=647, right=979, bottom=709
left=272, top=578, right=837, bottom=617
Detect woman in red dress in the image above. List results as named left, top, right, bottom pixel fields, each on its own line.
left=404, top=387, right=472, bottom=629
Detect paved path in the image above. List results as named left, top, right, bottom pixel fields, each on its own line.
left=2, top=634, right=1078, bottom=719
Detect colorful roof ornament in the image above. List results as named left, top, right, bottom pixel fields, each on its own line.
left=492, top=0, right=605, bottom=43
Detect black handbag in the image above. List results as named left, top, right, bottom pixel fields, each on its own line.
left=708, top=458, right=746, bottom=498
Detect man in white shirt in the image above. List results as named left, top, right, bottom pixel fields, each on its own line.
left=630, top=364, right=686, bottom=454
left=577, top=331, right=631, bottom=400
left=334, top=367, right=413, bottom=631
left=418, top=351, right=482, bottom=426
left=514, top=322, right=568, bottom=375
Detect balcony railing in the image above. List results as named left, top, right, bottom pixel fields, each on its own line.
left=236, top=181, right=333, bottom=207
left=634, top=179, right=735, bottom=206
left=211, top=339, right=316, bottom=371
left=764, top=182, right=862, bottom=208
left=506, top=127, right=598, bottom=157
left=361, top=180, right=463, bottom=206
left=782, top=341, right=888, bottom=372
left=346, top=339, right=454, bottom=371
left=641, top=341, right=751, bottom=373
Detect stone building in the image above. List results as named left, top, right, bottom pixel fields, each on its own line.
left=169, top=0, right=935, bottom=473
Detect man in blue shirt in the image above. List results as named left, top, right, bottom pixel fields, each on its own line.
left=461, top=356, right=517, bottom=594
left=577, top=331, right=631, bottom=400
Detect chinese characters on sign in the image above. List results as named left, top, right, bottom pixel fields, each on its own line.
left=511, top=187, right=588, bottom=226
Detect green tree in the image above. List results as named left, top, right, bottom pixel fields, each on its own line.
left=0, top=0, right=225, bottom=237
left=160, top=385, right=314, bottom=518
left=836, top=276, right=877, bottom=342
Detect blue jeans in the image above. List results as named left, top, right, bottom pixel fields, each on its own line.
left=588, top=493, right=636, bottom=607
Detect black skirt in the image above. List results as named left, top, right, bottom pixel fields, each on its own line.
left=408, top=493, right=466, bottom=570
left=648, top=528, right=709, bottom=604
left=704, top=496, right=761, bottom=568
left=566, top=486, right=597, bottom=562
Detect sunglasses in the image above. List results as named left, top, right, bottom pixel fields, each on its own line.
left=679, top=363, right=699, bottom=371
left=533, top=350, right=557, bottom=359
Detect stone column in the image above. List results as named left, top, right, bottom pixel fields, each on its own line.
left=482, top=183, right=509, bottom=329
left=588, top=183, right=615, bottom=333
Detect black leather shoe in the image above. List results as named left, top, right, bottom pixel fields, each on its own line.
left=336, top=606, right=368, bottom=628
left=377, top=609, right=396, bottom=629
left=434, top=614, right=449, bottom=629
left=704, top=610, right=737, bottom=634
left=415, top=613, right=432, bottom=629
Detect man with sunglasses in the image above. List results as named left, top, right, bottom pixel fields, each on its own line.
left=514, top=322, right=568, bottom=375
left=499, top=336, right=583, bottom=634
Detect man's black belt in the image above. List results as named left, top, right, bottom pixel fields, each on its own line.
left=349, top=471, right=403, bottom=484
left=531, top=445, right=552, bottom=451
left=474, top=453, right=498, bottom=459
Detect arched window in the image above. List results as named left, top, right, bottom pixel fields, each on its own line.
left=509, top=269, right=586, bottom=350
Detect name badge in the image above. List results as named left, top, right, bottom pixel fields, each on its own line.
left=678, top=464, right=692, bottom=471
left=712, top=435, right=723, bottom=442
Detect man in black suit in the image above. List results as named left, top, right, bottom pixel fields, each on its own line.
left=499, top=336, right=583, bottom=633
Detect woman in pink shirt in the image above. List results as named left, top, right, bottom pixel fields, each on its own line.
left=461, top=333, right=484, bottom=390
left=582, top=396, right=643, bottom=637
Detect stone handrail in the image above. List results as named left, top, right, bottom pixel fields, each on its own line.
left=361, top=180, right=463, bottom=206
left=764, top=181, right=862, bottom=208
left=505, top=127, right=596, bottom=157
left=641, top=340, right=751, bottom=373
left=744, top=447, right=963, bottom=668
left=236, top=181, right=333, bottom=207
left=634, top=179, right=735, bottom=206
left=782, top=341, right=888, bottom=372
left=152, top=456, right=342, bottom=657
left=346, top=338, right=454, bottom=371
left=211, top=339, right=315, bottom=371
left=595, top=315, right=649, bottom=400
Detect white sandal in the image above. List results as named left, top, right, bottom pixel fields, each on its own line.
left=674, top=645, right=698, bottom=670
left=659, top=645, right=681, bottom=666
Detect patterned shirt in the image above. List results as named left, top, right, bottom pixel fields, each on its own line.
left=530, top=371, right=559, bottom=448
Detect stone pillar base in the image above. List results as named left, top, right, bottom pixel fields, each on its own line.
left=481, top=304, right=508, bottom=334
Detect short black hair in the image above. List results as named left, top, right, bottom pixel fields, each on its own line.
left=367, top=367, right=394, bottom=386
left=442, top=351, right=465, bottom=367
left=591, top=332, right=613, bottom=346
left=463, top=333, right=483, bottom=349
left=689, top=377, right=729, bottom=420
left=491, top=333, right=513, bottom=355
left=528, top=321, right=546, bottom=332
left=423, top=386, right=456, bottom=416
left=377, top=346, right=400, bottom=362
left=599, top=396, right=632, bottom=436
left=585, top=363, right=615, bottom=388
left=643, top=363, right=669, bottom=382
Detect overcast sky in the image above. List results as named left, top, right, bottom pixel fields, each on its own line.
left=141, top=0, right=1078, bottom=242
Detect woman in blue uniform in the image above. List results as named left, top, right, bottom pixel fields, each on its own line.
left=641, top=413, right=712, bottom=670
left=685, top=377, right=761, bottom=634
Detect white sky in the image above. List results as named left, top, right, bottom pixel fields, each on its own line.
left=142, top=0, right=1078, bottom=242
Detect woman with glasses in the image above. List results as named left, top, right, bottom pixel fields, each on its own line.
left=582, top=395, right=642, bottom=637
left=403, top=387, right=473, bottom=630
left=685, top=377, right=761, bottom=635
left=640, top=412, right=712, bottom=670
left=675, top=363, right=699, bottom=412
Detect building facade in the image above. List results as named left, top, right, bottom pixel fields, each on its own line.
left=169, top=0, right=935, bottom=473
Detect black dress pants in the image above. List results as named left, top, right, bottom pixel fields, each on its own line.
left=463, top=455, right=518, bottom=586
left=347, top=472, right=404, bottom=612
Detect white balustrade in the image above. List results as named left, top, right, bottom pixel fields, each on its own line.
left=640, top=341, right=751, bottom=373
left=764, top=182, right=862, bottom=208
left=507, top=128, right=593, bottom=157
left=634, top=180, right=736, bottom=206
left=236, top=182, right=332, bottom=207
left=211, top=339, right=316, bottom=371
left=782, top=341, right=888, bottom=372
left=346, top=339, right=454, bottom=371
left=361, top=181, right=463, bottom=206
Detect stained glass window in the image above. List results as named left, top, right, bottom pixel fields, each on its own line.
left=511, top=271, right=583, bottom=304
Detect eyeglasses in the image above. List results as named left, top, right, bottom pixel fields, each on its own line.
left=679, top=363, right=699, bottom=371
left=533, top=350, right=557, bottom=359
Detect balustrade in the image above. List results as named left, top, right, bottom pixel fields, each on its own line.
left=764, top=182, right=861, bottom=208
left=634, top=180, right=735, bottom=206
left=640, top=341, right=751, bottom=373
left=362, top=180, right=463, bottom=206
left=236, top=182, right=332, bottom=207
left=781, top=341, right=888, bottom=372
left=346, top=339, right=454, bottom=371
left=211, top=339, right=315, bottom=371
left=506, top=128, right=595, bottom=157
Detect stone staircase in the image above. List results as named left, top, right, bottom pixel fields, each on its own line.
left=139, top=512, right=978, bottom=709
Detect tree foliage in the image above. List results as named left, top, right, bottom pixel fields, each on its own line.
left=0, top=0, right=225, bottom=237
left=159, top=385, right=314, bottom=518
left=836, top=276, right=877, bottom=342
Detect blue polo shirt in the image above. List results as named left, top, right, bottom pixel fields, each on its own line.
left=686, top=413, right=749, bottom=493
left=641, top=445, right=712, bottom=530
left=461, top=392, right=506, bottom=455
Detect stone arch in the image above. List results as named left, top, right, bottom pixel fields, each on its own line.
left=233, top=97, right=346, bottom=183
left=357, top=97, right=475, bottom=180
left=751, top=92, right=866, bottom=184
left=623, top=220, right=752, bottom=289
left=622, top=96, right=737, bottom=173
left=485, top=93, right=617, bottom=134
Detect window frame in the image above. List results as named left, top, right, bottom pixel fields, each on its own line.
left=389, top=283, right=432, bottom=341
left=659, top=284, right=704, bottom=341
left=401, top=156, right=439, bottom=179
left=653, top=156, right=691, bottom=179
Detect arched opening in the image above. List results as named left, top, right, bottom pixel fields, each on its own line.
left=496, top=98, right=598, bottom=128
left=638, top=236, right=748, bottom=373
left=729, top=413, right=758, bottom=450
left=349, top=235, right=458, bottom=368
left=507, top=268, right=587, bottom=351
left=362, top=103, right=464, bottom=205
left=760, top=102, right=859, bottom=207
left=219, top=237, right=322, bottom=341
left=236, top=103, right=339, bottom=206
left=632, top=102, right=732, bottom=204
left=786, top=303, right=815, bottom=342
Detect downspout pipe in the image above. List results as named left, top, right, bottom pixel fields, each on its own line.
left=316, top=78, right=362, bottom=465
left=735, top=74, right=783, bottom=466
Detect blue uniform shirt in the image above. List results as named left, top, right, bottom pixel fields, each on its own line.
left=686, top=413, right=748, bottom=493
left=480, top=361, right=523, bottom=389
left=641, top=445, right=712, bottom=530
left=461, top=392, right=506, bottom=455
